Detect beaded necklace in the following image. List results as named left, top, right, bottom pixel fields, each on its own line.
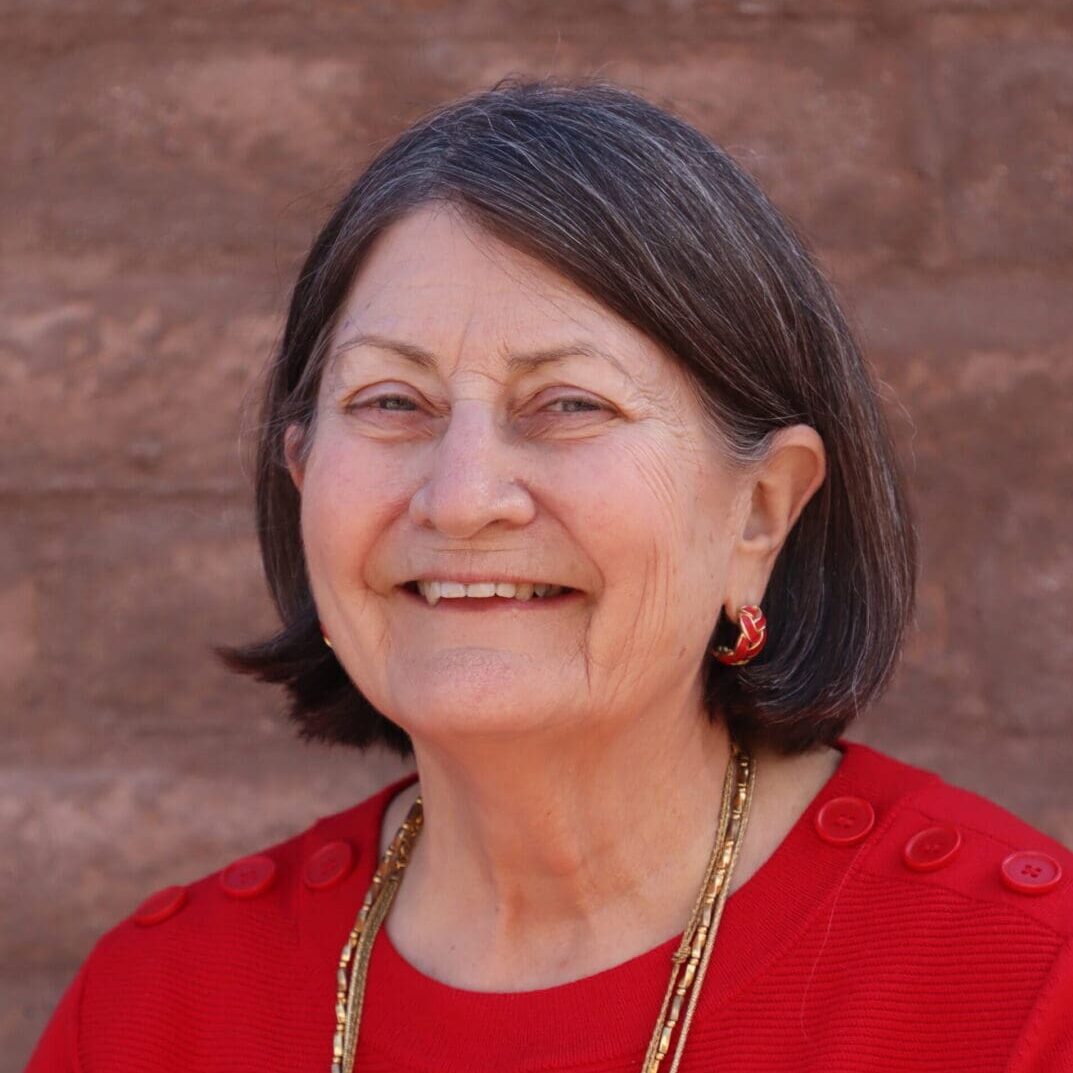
left=332, top=740, right=755, bottom=1073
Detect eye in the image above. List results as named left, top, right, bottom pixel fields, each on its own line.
left=346, top=392, right=420, bottom=413
left=371, top=394, right=418, bottom=411
left=541, top=396, right=607, bottom=414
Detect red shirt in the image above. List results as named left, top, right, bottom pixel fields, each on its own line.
left=25, top=740, right=1073, bottom=1072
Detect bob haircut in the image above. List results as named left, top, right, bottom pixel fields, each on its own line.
left=218, top=75, right=918, bottom=759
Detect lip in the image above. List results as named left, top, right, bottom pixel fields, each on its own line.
left=398, top=585, right=583, bottom=611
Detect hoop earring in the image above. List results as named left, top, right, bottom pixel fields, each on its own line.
left=712, top=604, right=767, bottom=666
left=319, top=622, right=333, bottom=650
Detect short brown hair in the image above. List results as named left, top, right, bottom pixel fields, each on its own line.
left=217, top=75, right=918, bottom=759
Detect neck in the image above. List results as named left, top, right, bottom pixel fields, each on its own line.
left=381, top=692, right=745, bottom=992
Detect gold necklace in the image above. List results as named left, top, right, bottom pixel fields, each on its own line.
left=332, top=740, right=755, bottom=1073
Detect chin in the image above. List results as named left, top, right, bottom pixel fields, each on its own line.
left=384, top=650, right=574, bottom=742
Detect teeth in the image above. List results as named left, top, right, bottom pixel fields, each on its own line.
left=413, top=581, right=568, bottom=606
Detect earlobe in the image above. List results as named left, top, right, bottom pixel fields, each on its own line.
left=283, top=424, right=307, bottom=494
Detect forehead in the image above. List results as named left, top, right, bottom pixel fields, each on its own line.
left=330, top=203, right=673, bottom=379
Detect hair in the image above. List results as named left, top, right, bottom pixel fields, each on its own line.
left=216, top=74, right=918, bottom=759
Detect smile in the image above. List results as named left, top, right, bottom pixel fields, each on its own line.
left=401, top=580, right=579, bottom=607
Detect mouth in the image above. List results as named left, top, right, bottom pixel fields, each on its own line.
left=399, top=580, right=581, bottom=609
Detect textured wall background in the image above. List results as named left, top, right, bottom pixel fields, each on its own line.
left=4, top=2, right=1072, bottom=1068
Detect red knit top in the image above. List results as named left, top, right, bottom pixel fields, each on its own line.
left=25, top=740, right=1073, bottom=1072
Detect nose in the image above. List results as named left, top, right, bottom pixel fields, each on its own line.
left=408, top=400, right=536, bottom=538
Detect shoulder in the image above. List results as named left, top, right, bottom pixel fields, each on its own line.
left=786, top=741, right=1073, bottom=1068
left=95, top=769, right=417, bottom=955
left=839, top=739, right=1073, bottom=940
left=42, top=772, right=416, bottom=1071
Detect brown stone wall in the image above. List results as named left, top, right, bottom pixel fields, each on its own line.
left=5, top=3, right=1071, bottom=1067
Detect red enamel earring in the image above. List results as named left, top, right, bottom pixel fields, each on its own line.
left=713, top=604, right=767, bottom=666
left=319, top=623, right=333, bottom=650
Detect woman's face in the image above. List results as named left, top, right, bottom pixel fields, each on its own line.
left=287, top=203, right=755, bottom=748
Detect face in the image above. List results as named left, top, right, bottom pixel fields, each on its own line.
left=286, top=203, right=757, bottom=750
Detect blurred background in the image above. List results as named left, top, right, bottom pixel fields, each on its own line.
left=4, top=1, right=1072, bottom=1067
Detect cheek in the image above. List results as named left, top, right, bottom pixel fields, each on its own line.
left=543, top=448, right=724, bottom=688
left=299, top=438, right=409, bottom=593
left=550, top=436, right=729, bottom=613
left=576, top=436, right=715, bottom=560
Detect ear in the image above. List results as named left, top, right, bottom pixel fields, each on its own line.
left=283, top=423, right=307, bottom=494
left=724, top=424, right=826, bottom=615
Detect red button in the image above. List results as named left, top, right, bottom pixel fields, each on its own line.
left=815, top=796, right=876, bottom=845
left=133, top=884, right=188, bottom=926
left=219, top=854, right=277, bottom=898
left=1001, top=851, right=1063, bottom=895
left=903, top=824, right=962, bottom=872
left=303, top=840, right=355, bottom=891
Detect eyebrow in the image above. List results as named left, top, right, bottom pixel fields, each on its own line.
left=328, top=331, right=632, bottom=379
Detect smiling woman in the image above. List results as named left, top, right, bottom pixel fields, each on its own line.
left=275, top=200, right=822, bottom=754
left=213, top=80, right=913, bottom=762
left=25, top=75, right=1073, bottom=1073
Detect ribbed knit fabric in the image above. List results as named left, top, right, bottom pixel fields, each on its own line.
left=25, top=740, right=1073, bottom=1072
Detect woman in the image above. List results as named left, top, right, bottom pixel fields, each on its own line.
left=26, top=77, right=1072, bottom=1073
